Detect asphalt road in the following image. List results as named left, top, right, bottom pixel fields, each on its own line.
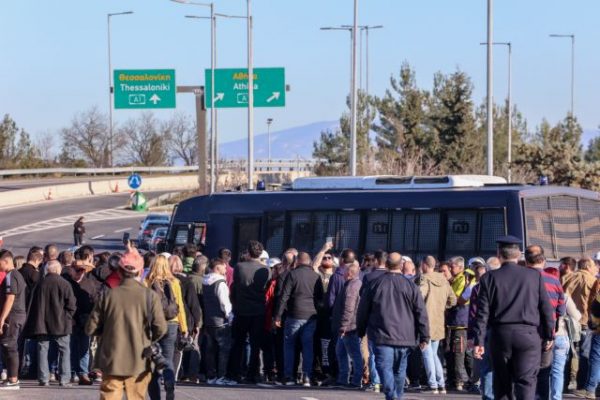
left=0, top=382, right=494, bottom=400
left=0, top=192, right=171, bottom=256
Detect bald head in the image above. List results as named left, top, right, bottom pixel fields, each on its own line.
left=44, top=244, right=59, bottom=262
left=46, top=260, right=62, bottom=275
left=345, top=263, right=360, bottom=280
left=297, top=252, right=311, bottom=266
left=386, top=252, right=403, bottom=271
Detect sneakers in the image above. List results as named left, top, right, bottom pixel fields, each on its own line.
left=0, top=370, right=7, bottom=381
left=302, top=376, right=311, bottom=387
left=60, top=382, right=73, bottom=387
left=71, top=375, right=80, bottom=384
left=0, top=380, right=20, bottom=390
left=573, top=390, right=596, bottom=399
left=38, top=381, right=50, bottom=387
left=207, top=377, right=219, bottom=385
left=421, top=387, right=439, bottom=394
left=284, top=378, right=296, bottom=386
left=568, top=380, right=578, bottom=391
left=215, top=377, right=237, bottom=386
left=342, top=383, right=362, bottom=390
left=439, top=387, right=447, bottom=394
left=78, top=374, right=93, bottom=386
left=373, top=383, right=381, bottom=393
left=456, top=383, right=464, bottom=391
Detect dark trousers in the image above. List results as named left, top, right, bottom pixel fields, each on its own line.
left=148, top=323, right=178, bottom=400
left=490, top=325, right=541, bottom=400
left=204, top=325, right=232, bottom=379
left=536, top=346, right=553, bottom=400
left=230, top=314, right=263, bottom=380
left=0, top=314, right=25, bottom=379
left=450, top=329, right=470, bottom=386
left=74, top=233, right=83, bottom=246
left=261, top=330, right=276, bottom=376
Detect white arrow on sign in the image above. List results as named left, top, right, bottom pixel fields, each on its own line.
left=149, top=94, right=161, bottom=105
left=266, top=92, right=281, bottom=103
left=213, top=93, right=225, bottom=103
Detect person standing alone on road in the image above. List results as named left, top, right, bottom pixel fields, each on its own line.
left=74, top=217, right=85, bottom=247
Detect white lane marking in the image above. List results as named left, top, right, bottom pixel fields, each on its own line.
left=301, top=397, right=320, bottom=400
left=91, top=235, right=105, bottom=240
left=0, top=208, right=147, bottom=238
left=114, top=227, right=132, bottom=233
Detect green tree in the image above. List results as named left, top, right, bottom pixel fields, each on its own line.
left=372, top=62, right=435, bottom=174
left=514, top=115, right=588, bottom=187
left=428, top=69, right=482, bottom=173
left=312, top=91, right=375, bottom=175
left=475, top=99, right=528, bottom=179
left=584, top=129, right=600, bottom=162
left=0, top=114, right=43, bottom=168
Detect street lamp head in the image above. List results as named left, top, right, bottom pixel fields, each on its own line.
left=108, top=11, right=134, bottom=17
left=267, top=118, right=273, bottom=124
left=185, top=14, right=210, bottom=19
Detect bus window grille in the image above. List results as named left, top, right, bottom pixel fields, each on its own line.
left=445, top=211, right=477, bottom=259
left=479, top=211, right=506, bottom=255
left=416, top=212, right=441, bottom=260
left=390, top=212, right=407, bottom=253
left=579, top=198, right=600, bottom=255
left=524, top=197, right=555, bottom=258
left=265, top=213, right=285, bottom=259
left=365, top=211, right=391, bottom=253
left=289, top=212, right=313, bottom=253
left=551, top=196, right=583, bottom=259
left=336, top=212, right=361, bottom=252
left=313, top=212, right=337, bottom=254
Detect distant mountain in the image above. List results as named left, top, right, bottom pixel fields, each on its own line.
left=219, top=120, right=339, bottom=160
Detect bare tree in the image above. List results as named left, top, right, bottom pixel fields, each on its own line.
left=119, top=112, right=171, bottom=166
left=167, top=113, right=198, bottom=166
left=36, top=131, right=56, bottom=162
left=61, top=106, right=110, bottom=167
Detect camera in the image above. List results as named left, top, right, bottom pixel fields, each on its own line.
left=143, top=343, right=169, bottom=371
left=176, top=335, right=197, bottom=352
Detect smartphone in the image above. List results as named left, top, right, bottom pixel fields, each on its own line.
left=122, top=232, right=130, bottom=245
left=326, top=236, right=333, bottom=245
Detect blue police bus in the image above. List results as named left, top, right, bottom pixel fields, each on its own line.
left=165, top=175, right=600, bottom=262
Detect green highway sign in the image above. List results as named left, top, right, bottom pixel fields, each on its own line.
left=114, top=69, right=176, bottom=109
left=205, top=67, right=285, bottom=108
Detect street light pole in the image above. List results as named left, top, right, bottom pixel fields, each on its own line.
left=549, top=33, right=575, bottom=121
left=486, top=0, right=494, bottom=176
left=350, top=0, right=358, bottom=176
left=481, top=42, right=511, bottom=182
left=267, top=118, right=273, bottom=168
left=107, top=11, right=133, bottom=168
left=247, top=0, right=255, bottom=189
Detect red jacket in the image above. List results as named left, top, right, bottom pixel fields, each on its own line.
left=264, top=278, right=277, bottom=332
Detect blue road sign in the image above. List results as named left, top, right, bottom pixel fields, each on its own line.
left=128, top=174, right=142, bottom=190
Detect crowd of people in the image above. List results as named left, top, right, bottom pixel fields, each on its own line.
left=0, top=236, right=599, bottom=400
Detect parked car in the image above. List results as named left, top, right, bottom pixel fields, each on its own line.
left=149, top=227, right=168, bottom=252
left=137, top=214, right=170, bottom=249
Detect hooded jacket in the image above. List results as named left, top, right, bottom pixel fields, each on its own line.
left=202, top=272, right=232, bottom=328
left=420, top=272, right=457, bottom=340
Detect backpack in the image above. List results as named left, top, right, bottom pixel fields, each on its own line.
left=153, top=280, right=179, bottom=320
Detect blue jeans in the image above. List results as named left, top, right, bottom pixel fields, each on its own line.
left=38, top=335, right=71, bottom=385
left=421, top=340, right=444, bottom=389
left=283, top=318, right=316, bottom=379
left=335, top=332, right=363, bottom=386
left=550, top=334, right=569, bottom=400
left=374, top=345, right=410, bottom=400
left=479, top=343, right=494, bottom=400
left=584, top=333, right=600, bottom=393
left=368, top=339, right=380, bottom=385
left=148, top=323, right=178, bottom=400
left=70, top=330, right=90, bottom=376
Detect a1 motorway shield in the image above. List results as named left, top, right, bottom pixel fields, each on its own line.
left=114, top=69, right=176, bottom=109
left=205, top=67, right=285, bottom=108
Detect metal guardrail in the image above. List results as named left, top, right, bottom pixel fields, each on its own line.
left=0, top=160, right=317, bottom=177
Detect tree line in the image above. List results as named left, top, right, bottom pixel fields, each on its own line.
left=312, top=62, right=600, bottom=190
left=0, top=109, right=199, bottom=169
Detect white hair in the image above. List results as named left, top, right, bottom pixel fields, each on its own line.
left=46, top=260, right=62, bottom=275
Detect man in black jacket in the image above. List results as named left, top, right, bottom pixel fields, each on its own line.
left=230, top=241, right=271, bottom=383
left=473, top=236, right=555, bottom=400
left=24, top=260, right=76, bottom=387
left=65, top=262, right=99, bottom=385
left=357, top=252, right=429, bottom=400
left=274, top=252, right=324, bottom=387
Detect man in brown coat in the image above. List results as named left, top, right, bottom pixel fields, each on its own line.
left=419, top=255, right=457, bottom=394
left=85, top=256, right=167, bottom=400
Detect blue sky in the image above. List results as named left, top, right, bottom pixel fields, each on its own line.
left=1, top=0, right=599, bottom=152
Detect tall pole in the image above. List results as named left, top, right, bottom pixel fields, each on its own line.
left=107, top=11, right=133, bottom=169
left=350, top=0, right=358, bottom=176
left=247, top=0, right=254, bottom=189
left=107, top=15, right=113, bottom=168
left=267, top=118, right=273, bottom=167
left=570, top=35, right=575, bottom=120
left=507, top=42, right=512, bottom=183
left=209, top=3, right=216, bottom=194
left=486, top=0, right=494, bottom=176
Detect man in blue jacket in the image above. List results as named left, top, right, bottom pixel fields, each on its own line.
left=357, top=252, right=429, bottom=400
